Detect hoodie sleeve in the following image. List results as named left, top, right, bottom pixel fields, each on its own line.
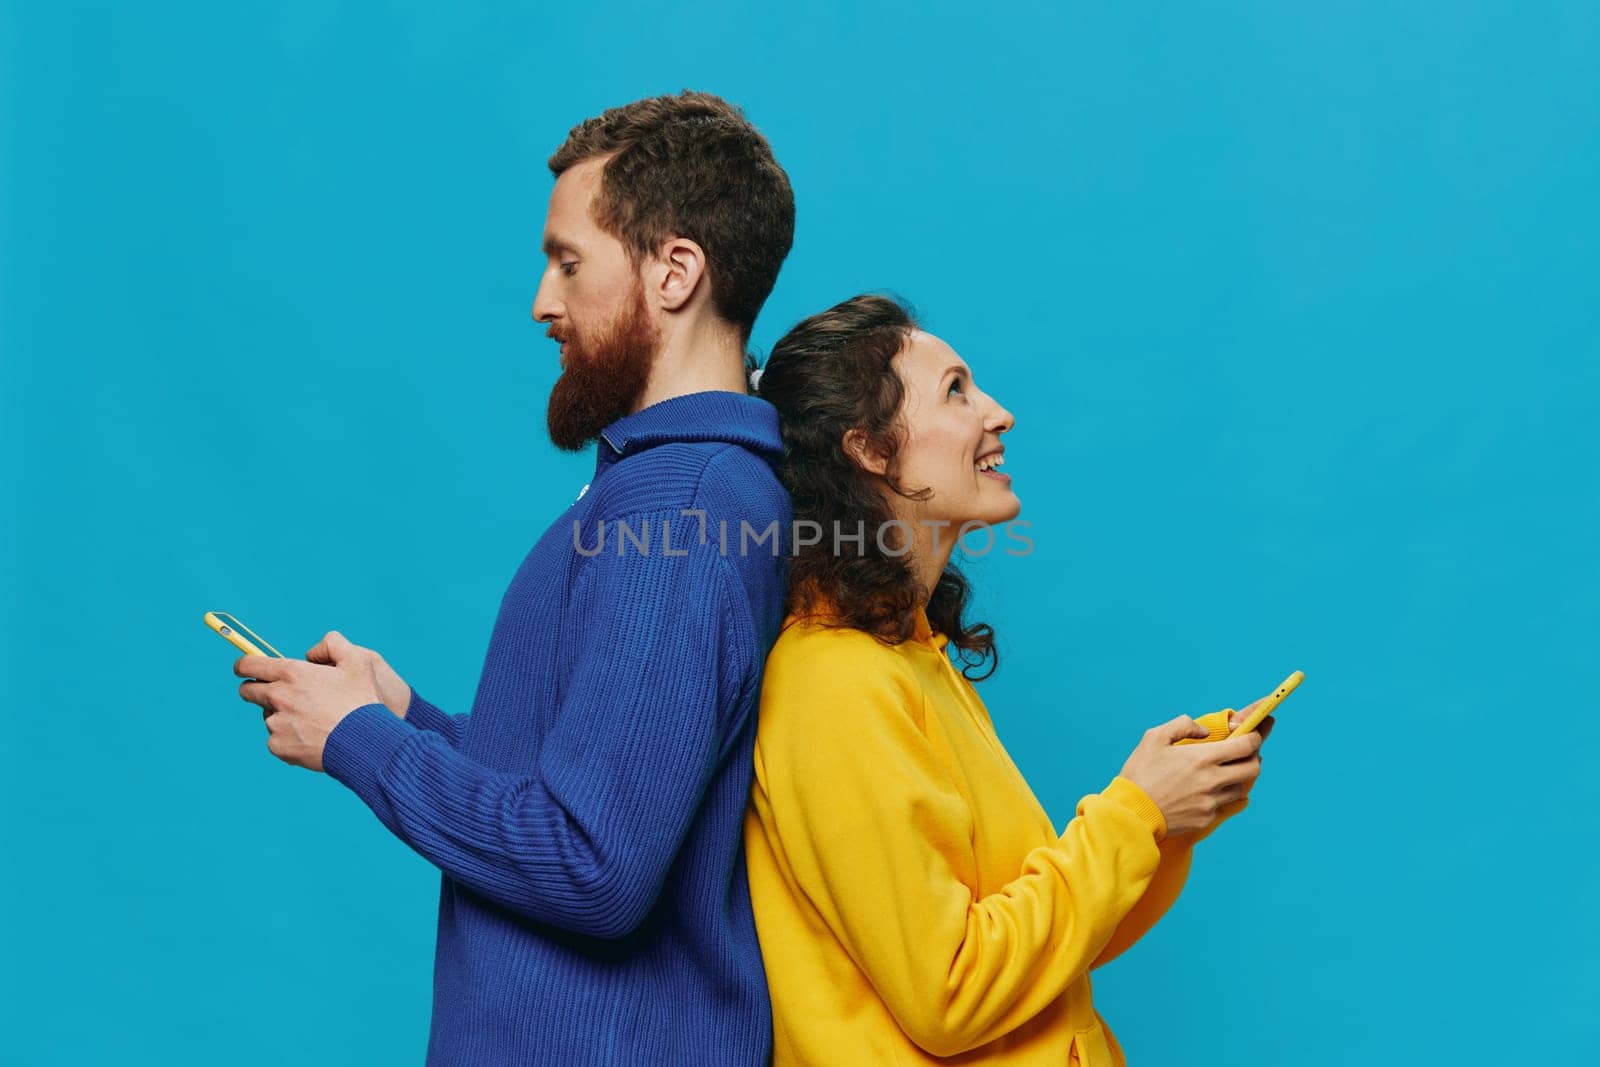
left=748, top=636, right=1168, bottom=1058
left=1091, top=708, right=1251, bottom=967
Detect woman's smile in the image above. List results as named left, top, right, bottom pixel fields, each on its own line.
left=975, top=447, right=1009, bottom=484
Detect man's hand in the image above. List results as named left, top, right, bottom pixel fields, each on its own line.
left=236, top=631, right=385, bottom=773
left=1119, top=717, right=1265, bottom=838
left=306, top=631, right=411, bottom=719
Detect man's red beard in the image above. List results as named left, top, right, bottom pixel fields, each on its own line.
left=545, top=281, right=660, bottom=452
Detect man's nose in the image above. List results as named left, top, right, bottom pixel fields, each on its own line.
left=531, top=273, right=561, bottom=324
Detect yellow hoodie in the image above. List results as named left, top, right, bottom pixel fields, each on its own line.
left=743, top=608, right=1241, bottom=1065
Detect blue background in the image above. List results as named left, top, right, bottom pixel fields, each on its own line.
left=3, top=2, right=1596, bottom=1063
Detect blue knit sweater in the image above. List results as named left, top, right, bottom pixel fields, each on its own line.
left=323, top=390, right=792, bottom=1065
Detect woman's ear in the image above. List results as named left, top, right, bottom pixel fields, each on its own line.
left=653, top=236, right=707, bottom=312
left=842, top=428, right=890, bottom=476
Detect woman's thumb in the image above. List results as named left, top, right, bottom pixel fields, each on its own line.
left=1159, top=715, right=1207, bottom=743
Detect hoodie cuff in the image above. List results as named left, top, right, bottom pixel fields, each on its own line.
left=1174, top=709, right=1236, bottom=746
left=324, top=703, right=417, bottom=802
left=1104, top=776, right=1167, bottom=838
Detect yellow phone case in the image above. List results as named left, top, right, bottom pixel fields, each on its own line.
left=1226, top=670, right=1304, bottom=738
left=203, top=611, right=286, bottom=658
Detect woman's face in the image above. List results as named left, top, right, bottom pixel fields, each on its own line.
left=875, top=329, right=1020, bottom=531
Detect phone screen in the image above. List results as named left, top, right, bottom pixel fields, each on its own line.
left=210, top=612, right=285, bottom=657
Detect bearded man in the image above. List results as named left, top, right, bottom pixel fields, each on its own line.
left=234, top=91, right=795, bottom=1065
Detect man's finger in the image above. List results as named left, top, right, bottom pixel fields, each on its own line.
left=234, top=655, right=288, bottom=680
left=238, top=679, right=272, bottom=709
left=322, top=630, right=352, bottom=662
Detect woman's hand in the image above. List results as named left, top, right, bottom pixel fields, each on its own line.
left=1118, top=717, right=1264, bottom=837
left=1227, top=698, right=1279, bottom=743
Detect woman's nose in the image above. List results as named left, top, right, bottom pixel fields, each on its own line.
left=985, top=399, right=1015, bottom=434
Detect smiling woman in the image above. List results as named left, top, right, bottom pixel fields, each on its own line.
left=753, top=294, right=1015, bottom=678
left=746, top=293, right=1266, bottom=1065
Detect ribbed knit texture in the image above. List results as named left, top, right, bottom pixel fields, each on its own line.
left=323, top=390, right=791, bottom=1065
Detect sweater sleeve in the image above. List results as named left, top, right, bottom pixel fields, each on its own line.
left=750, top=643, right=1167, bottom=1059
left=1091, top=708, right=1234, bottom=968
left=322, top=535, right=747, bottom=939
left=402, top=689, right=467, bottom=749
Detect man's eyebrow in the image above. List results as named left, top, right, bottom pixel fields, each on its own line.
left=542, top=234, right=578, bottom=257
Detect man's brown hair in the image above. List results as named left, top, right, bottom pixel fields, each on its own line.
left=549, top=91, right=795, bottom=346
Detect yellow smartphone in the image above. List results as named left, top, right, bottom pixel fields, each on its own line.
left=203, top=611, right=286, bottom=658
left=1226, top=670, right=1304, bottom=739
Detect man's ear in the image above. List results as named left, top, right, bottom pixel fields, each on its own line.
left=652, top=236, right=708, bottom=312
left=842, top=428, right=890, bottom=477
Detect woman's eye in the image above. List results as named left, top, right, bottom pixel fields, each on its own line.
left=948, top=378, right=964, bottom=397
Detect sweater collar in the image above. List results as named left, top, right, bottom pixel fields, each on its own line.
left=593, top=390, right=783, bottom=476
left=913, top=608, right=951, bottom=651
left=790, top=592, right=950, bottom=652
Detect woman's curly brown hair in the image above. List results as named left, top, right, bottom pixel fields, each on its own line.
left=756, top=293, right=999, bottom=680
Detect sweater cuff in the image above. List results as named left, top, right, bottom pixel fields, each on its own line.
left=1104, top=776, right=1167, bottom=839
left=1174, top=709, right=1235, bottom=746
left=403, top=688, right=452, bottom=735
left=324, top=703, right=417, bottom=801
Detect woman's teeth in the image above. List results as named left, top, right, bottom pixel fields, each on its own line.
left=976, top=454, right=1005, bottom=472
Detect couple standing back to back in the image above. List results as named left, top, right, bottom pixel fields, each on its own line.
left=234, top=91, right=1272, bottom=1066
